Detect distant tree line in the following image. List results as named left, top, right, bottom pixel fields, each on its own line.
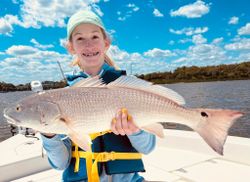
left=0, top=80, right=67, bottom=92
left=137, top=61, right=250, bottom=84
left=1, top=61, right=250, bottom=92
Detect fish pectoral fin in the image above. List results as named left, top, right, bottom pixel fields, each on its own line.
left=50, top=115, right=71, bottom=134
left=142, top=123, right=164, bottom=138
left=63, top=120, right=92, bottom=151
left=54, top=115, right=71, bottom=124
left=69, top=131, right=92, bottom=152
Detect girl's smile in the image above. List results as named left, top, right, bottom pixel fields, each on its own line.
left=82, top=51, right=99, bottom=57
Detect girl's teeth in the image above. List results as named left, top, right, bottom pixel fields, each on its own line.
left=84, top=52, right=99, bottom=57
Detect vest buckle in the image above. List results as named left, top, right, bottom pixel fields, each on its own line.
left=101, top=151, right=115, bottom=162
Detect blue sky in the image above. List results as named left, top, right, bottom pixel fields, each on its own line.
left=0, top=0, right=250, bottom=84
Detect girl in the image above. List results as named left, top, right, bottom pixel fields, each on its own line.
left=41, top=10, right=156, bottom=182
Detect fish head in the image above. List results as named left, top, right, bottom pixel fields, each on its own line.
left=3, top=97, right=66, bottom=134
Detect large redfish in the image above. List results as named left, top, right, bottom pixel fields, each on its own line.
left=4, top=76, right=243, bottom=154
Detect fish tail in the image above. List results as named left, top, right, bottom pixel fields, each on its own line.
left=195, top=109, right=243, bottom=155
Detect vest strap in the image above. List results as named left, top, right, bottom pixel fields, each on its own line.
left=72, top=150, right=142, bottom=182
left=89, top=130, right=112, bottom=140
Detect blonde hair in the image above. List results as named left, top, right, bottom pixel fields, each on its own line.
left=69, top=28, right=120, bottom=70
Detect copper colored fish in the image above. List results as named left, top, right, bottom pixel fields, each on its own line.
left=4, top=76, right=243, bottom=154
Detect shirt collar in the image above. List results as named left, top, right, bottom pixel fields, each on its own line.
left=82, top=62, right=114, bottom=77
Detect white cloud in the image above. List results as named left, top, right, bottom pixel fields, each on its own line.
left=0, top=0, right=104, bottom=37
left=127, top=3, right=135, bottom=8
left=118, top=17, right=126, bottom=21
left=107, top=45, right=177, bottom=75
left=90, top=3, right=104, bottom=17
left=60, top=38, right=67, bottom=48
left=0, top=14, right=24, bottom=36
left=170, top=0, right=210, bottom=18
left=212, top=37, right=224, bottom=44
left=108, top=45, right=144, bottom=73
left=20, top=0, right=82, bottom=28
left=34, top=50, right=63, bottom=60
left=108, top=45, right=130, bottom=62
left=133, top=7, right=140, bottom=12
left=178, top=43, right=226, bottom=66
left=172, top=57, right=187, bottom=63
left=107, top=29, right=116, bottom=39
left=117, top=3, right=139, bottom=21
left=6, top=45, right=39, bottom=56
left=0, top=18, right=13, bottom=36
left=1, top=44, right=73, bottom=84
left=192, top=34, right=207, bottom=44
left=169, top=27, right=208, bottom=36
left=153, top=9, right=164, bottom=17
left=2, top=40, right=246, bottom=84
left=170, top=43, right=228, bottom=67
left=0, top=57, right=67, bottom=84
left=127, top=3, right=140, bottom=12
left=14, top=0, right=100, bottom=29
left=238, top=52, right=250, bottom=62
left=12, top=0, right=19, bottom=4
left=224, top=38, right=250, bottom=50
left=4, top=14, right=22, bottom=25
left=144, top=48, right=175, bottom=58
left=179, top=38, right=191, bottom=44
left=117, top=12, right=130, bottom=21
left=238, top=23, right=250, bottom=35
left=5, top=44, right=69, bottom=64
left=228, top=16, right=239, bottom=25
left=30, top=39, right=54, bottom=49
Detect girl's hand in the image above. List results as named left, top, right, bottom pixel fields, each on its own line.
left=111, top=108, right=140, bottom=136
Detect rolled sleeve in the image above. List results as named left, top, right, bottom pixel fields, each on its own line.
left=127, top=130, right=156, bottom=154
left=41, top=134, right=72, bottom=170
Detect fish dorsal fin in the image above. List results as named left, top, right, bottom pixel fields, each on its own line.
left=108, top=76, right=185, bottom=105
left=72, top=76, right=105, bottom=88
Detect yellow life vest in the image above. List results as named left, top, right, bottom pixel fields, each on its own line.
left=71, top=130, right=142, bottom=182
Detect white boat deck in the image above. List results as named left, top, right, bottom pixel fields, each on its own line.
left=1, top=129, right=250, bottom=182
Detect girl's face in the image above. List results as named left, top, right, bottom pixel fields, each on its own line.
left=68, top=23, right=110, bottom=73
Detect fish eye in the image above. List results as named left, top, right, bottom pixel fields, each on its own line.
left=201, top=111, right=208, bottom=117
left=16, top=105, right=21, bottom=112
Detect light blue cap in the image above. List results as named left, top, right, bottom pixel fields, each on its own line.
left=67, top=10, right=105, bottom=40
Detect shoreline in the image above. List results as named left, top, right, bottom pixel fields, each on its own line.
left=143, top=78, right=250, bottom=85
left=1, top=78, right=250, bottom=92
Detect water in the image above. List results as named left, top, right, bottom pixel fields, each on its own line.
left=165, top=80, right=250, bottom=137
left=0, top=80, right=249, bottom=142
left=0, top=91, right=33, bottom=141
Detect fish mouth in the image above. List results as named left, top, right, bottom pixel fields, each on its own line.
left=3, top=114, right=20, bottom=125
left=3, top=108, right=21, bottom=125
left=82, top=51, right=99, bottom=58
